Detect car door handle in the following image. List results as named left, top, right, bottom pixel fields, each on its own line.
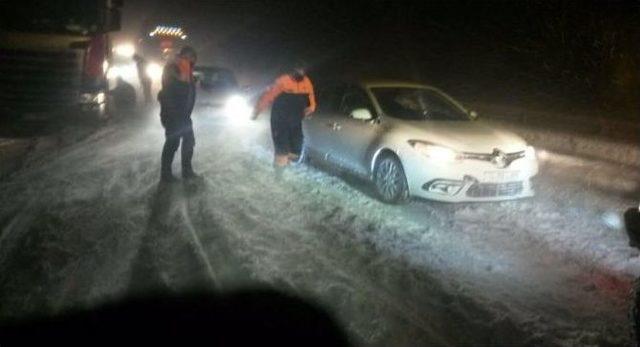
left=327, top=122, right=341, bottom=131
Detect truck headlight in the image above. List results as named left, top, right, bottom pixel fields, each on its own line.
left=114, top=43, right=135, bottom=58
left=409, top=140, right=461, bottom=162
left=95, top=92, right=105, bottom=104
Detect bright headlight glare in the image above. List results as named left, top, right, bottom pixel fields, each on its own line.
left=95, top=92, right=105, bottom=104
left=146, top=62, right=163, bottom=81
left=114, top=43, right=135, bottom=58
left=107, top=63, right=137, bottom=80
left=224, top=95, right=253, bottom=121
left=106, top=66, right=119, bottom=79
left=525, top=145, right=536, bottom=158
left=409, top=141, right=460, bottom=162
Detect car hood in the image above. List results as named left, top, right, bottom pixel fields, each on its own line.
left=392, top=119, right=528, bottom=153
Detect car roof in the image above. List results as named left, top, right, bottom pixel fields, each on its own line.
left=316, top=78, right=436, bottom=90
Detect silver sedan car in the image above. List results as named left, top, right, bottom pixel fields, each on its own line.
left=303, top=80, right=539, bottom=203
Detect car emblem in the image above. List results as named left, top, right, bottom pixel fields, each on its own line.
left=491, top=149, right=509, bottom=168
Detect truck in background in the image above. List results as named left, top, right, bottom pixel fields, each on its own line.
left=139, top=24, right=188, bottom=63
left=0, top=0, right=123, bottom=119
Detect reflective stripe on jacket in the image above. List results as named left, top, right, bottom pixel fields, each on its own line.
left=256, top=74, right=316, bottom=114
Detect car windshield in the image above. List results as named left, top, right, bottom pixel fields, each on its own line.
left=372, top=87, right=470, bottom=121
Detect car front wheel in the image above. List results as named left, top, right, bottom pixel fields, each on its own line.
left=374, top=154, right=409, bottom=204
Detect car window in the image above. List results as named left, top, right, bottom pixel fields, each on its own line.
left=339, top=86, right=374, bottom=117
left=372, top=87, right=469, bottom=121
left=316, top=84, right=345, bottom=114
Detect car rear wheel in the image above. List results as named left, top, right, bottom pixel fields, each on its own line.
left=374, top=154, right=409, bottom=204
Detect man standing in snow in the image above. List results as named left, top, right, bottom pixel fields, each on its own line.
left=158, top=46, right=199, bottom=183
left=252, top=60, right=316, bottom=176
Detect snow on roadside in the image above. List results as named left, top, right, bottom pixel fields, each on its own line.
left=489, top=118, right=640, bottom=168
left=473, top=102, right=640, bottom=168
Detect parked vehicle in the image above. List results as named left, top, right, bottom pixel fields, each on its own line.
left=0, top=0, right=122, bottom=118
left=303, top=80, right=539, bottom=203
left=194, top=66, right=240, bottom=108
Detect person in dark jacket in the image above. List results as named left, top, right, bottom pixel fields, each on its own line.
left=158, top=46, right=199, bottom=183
left=253, top=61, right=316, bottom=175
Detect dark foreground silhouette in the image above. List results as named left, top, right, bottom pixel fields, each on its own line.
left=0, top=289, right=352, bottom=346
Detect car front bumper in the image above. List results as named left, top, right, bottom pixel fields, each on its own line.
left=402, top=151, right=539, bottom=202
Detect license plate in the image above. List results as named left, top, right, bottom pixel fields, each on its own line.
left=483, top=170, right=521, bottom=182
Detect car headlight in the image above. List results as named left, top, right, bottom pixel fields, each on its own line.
left=408, top=140, right=461, bottom=162
left=224, top=94, right=253, bottom=121
left=525, top=145, right=536, bottom=159
left=146, top=62, right=163, bottom=81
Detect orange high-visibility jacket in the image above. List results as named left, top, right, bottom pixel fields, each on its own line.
left=256, top=74, right=316, bottom=115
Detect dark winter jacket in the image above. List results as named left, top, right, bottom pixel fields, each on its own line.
left=158, top=58, right=196, bottom=126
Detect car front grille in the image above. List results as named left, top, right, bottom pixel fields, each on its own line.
left=462, top=150, right=525, bottom=168
left=466, top=181, right=524, bottom=198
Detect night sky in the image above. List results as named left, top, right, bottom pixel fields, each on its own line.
left=121, top=0, right=640, bottom=116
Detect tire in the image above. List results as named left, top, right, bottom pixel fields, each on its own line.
left=373, top=153, right=409, bottom=204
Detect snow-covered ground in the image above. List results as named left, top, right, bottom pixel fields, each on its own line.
left=0, top=106, right=637, bottom=346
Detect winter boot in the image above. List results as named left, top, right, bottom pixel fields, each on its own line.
left=183, top=170, right=202, bottom=181
left=160, top=172, right=179, bottom=183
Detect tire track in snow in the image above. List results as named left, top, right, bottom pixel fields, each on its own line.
left=177, top=196, right=221, bottom=291
left=182, top=153, right=508, bottom=345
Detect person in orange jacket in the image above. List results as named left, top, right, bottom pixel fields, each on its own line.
left=253, top=61, right=316, bottom=173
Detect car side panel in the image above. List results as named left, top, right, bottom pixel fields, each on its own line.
left=303, top=110, right=341, bottom=161
left=330, top=118, right=382, bottom=176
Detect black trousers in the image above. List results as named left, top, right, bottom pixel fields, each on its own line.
left=270, top=93, right=308, bottom=157
left=271, top=113, right=303, bottom=156
left=161, top=119, right=195, bottom=177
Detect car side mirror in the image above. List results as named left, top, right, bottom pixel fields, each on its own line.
left=469, top=110, right=479, bottom=120
left=351, top=108, right=373, bottom=121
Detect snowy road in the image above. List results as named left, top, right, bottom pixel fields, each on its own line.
left=0, top=107, right=638, bottom=346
